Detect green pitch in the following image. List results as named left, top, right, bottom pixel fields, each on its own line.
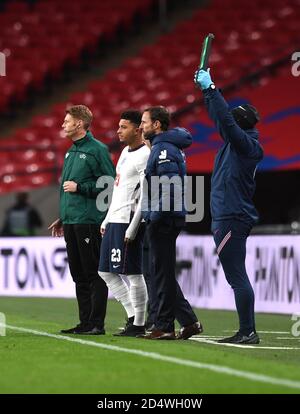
left=0, top=297, right=299, bottom=394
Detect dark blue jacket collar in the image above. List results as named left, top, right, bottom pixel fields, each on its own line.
left=150, top=127, right=192, bottom=149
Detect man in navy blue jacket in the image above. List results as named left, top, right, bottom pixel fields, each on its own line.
left=195, top=69, right=264, bottom=344
left=140, top=106, right=202, bottom=340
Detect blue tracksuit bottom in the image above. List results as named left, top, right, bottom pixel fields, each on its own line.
left=212, top=219, right=256, bottom=335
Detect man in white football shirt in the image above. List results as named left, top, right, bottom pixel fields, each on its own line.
left=98, top=110, right=150, bottom=336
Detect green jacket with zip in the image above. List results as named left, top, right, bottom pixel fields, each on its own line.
left=60, top=131, right=115, bottom=224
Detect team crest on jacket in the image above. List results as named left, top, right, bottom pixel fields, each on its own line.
left=159, top=150, right=167, bottom=160
left=79, top=154, right=86, bottom=159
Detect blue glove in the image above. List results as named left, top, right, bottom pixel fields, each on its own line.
left=194, top=68, right=213, bottom=90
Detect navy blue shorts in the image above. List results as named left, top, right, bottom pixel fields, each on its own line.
left=99, top=223, right=145, bottom=274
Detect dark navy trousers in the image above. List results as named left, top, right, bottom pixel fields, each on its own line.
left=146, top=220, right=198, bottom=332
left=142, top=227, right=157, bottom=326
left=212, top=219, right=256, bottom=335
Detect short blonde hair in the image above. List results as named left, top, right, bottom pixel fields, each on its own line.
left=66, top=105, right=93, bottom=130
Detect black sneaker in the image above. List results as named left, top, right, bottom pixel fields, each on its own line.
left=217, top=331, right=260, bottom=344
left=145, top=324, right=156, bottom=333
left=78, top=327, right=105, bottom=335
left=116, top=317, right=134, bottom=334
left=113, top=324, right=145, bottom=337
left=60, top=324, right=91, bottom=334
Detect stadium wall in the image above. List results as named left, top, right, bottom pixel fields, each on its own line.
left=0, top=235, right=299, bottom=315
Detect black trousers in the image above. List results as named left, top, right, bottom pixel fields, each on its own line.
left=64, top=224, right=108, bottom=329
left=147, top=220, right=198, bottom=332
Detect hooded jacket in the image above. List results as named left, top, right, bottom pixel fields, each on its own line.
left=142, top=127, right=192, bottom=224
left=203, top=88, right=264, bottom=225
left=60, top=130, right=115, bottom=224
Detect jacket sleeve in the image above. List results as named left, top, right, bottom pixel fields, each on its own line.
left=77, top=146, right=116, bottom=199
left=125, top=151, right=149, bottom=240
left=204, top=88, right=263, bottom=159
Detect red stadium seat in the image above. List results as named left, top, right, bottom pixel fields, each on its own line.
left=0, top=0, right=155, bottom=114
left=1, top=0, right=297, bottom=192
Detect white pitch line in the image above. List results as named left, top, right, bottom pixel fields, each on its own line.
left=224, top=330, right=290, bottom=334
left=276, top=337, right=300, bottom=341
left=2, top=323, right=300, bottom=391
left=257, top=331, right=290, bottom=334
left=196, top=335, right=222, bottom=338
left=190, top=337, right=300, bottom=350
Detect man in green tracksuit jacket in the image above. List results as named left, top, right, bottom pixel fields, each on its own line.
left=49, top=105, right=115, bottom=335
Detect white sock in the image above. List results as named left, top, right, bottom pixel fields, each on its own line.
left=98, top=271, right=134, bottom=318
left=127, top=274, right=148, bottom=326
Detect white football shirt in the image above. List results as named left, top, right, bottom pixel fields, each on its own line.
left=103, top=144, right=150, bottom=238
